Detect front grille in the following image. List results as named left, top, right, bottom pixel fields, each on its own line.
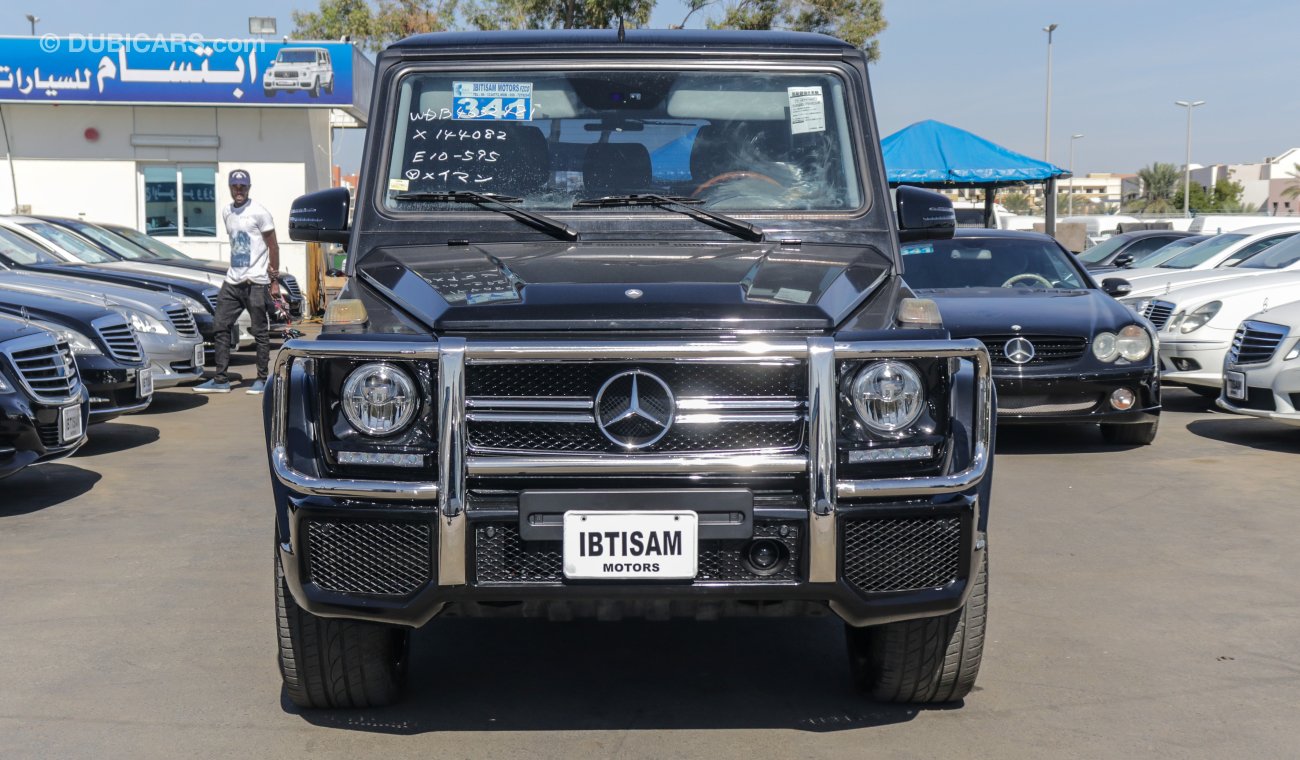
left=841, top=517, right=962, bottom=593
left=163, top=305, right=198, bottom=338
left=4, top=337, right=79, bottom=401
left=1227, top=321, right=1288, bottom=366
left=92, top=317, right=143, bottom=364
left=304, top=519, right=433, bottom=596
left=275, top=71, right=299, bottom=78
left=467, top=361, right=806, bottom=455
left=1143, top=300, right=1176, bottom=330
left=474, top=521, right=802, bottom=585
left=37, top=421, right=61, bottom=447
left=997, top=392, right=1100, bottom=415
left=203, top=291, right=219, bottom=312
left=977, top=335, right=1087, bottom=366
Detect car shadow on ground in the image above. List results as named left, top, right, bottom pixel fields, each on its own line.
left=1187, top=418, right=1300, bottom=454
left=137, top=389, right=210, bottom=415
left=1159, top=388, right=1220, bottom=413
left=0, top=463, right=101, bottom=516
left=287, top=617, right=947, bottom=733
left=75, top=422, right=160, bottom=456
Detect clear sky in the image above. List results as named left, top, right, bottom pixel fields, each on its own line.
left=8, top=0, right=1299, bottom=176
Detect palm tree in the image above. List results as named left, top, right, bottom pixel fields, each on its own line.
left=1281, top=163, right=1300, bottom=207
left=1130, top=162, right=1180, bottom=213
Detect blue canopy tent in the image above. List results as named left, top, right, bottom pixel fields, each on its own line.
left=881, top=120, right=1070, bottom=233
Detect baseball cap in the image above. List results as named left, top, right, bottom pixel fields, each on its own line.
left=228, top=169, right=251, bottom=186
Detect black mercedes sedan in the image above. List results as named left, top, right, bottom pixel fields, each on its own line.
left=1076, top=229, right=1198, bottom=271
left=902, top=229, right=1160, bottom=444
left=0, top=313, right=89, bottom=478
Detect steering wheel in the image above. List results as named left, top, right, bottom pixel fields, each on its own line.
left=692, top=171, right=783, bottom=197
left=1002, top=273, right=1054, bottom=289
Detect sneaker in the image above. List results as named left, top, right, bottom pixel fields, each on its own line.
left=193, top=379, right=232, bottom=394
left=246, top=379, right=267, bottom=395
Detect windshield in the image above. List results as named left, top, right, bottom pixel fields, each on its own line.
left=901, top=237, right=1086, bottom=290
left=1235, top=235, right=1300, bottom=270
left=385, top=69, right=862, bottom=214
left=277, top=50, right=318, bottom=63
left=1157, top=233, right=1245, bottom=269
left=0, top=227, right=61, bottom=265
left=1129, top=236, right=1203, bottom=268
left=1076, top=234, right=1130, bottom=264
left=18, top=221, right=117, bottom=264
left=62, top=221, right=151, bottom=260
left=107, top=226, right=191, bottom=259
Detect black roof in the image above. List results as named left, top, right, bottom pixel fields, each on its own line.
left=949, top=228, right=1057, bottom=243
left=390, top=29, right=855, bottom=51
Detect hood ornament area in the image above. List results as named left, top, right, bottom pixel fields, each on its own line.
left=594, top=370, right=675, bottom=449
left=1003, top=336, right=1036, bottom=365
left=625, top=288, right=644, bottom=300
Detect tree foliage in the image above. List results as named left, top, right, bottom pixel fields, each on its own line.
left=1000, top=192, right=1032, bottom=214
left=1282, top=163, right=1300, bottom=201
left=465, top=0, right=654, bottom=31
left=704, top=0, right=886, bottom=59
left=292, top=0, right=455, bottom=51
left=1124, top=162, right=1180, bottom=213
left=1174, top=178, right=1252, bottom=214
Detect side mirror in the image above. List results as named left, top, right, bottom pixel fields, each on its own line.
left=896, top=185, right=956, bottom=243
left=288, top=187, right=350, bottom=244
left=1101, top=277, right=1132, bottom=297
left=1113, top=253, right=1134, bottom=268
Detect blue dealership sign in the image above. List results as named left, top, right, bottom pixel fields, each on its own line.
left=0, top=35, right=370, bottom=117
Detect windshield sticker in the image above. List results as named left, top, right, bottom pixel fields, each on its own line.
left=901, top=244, right=934, bottom=256
left=787, top=86, right=825, bottom=135
left=453, top=82, right=533, bottom=121
left=388, top=178, right=409, bottom=192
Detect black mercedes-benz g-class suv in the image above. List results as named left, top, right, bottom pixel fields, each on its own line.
left=0, top=314, right=89, bottom=479
left=268, top=29, right=994, bottom=709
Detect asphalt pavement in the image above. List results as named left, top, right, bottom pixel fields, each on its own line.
left=2, top=357, right=1298, bottom=759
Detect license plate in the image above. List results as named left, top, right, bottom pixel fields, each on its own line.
left=563, top=511, right=698, bottom=580
left=137, top=367, right=154, bottom=398
left=60, top=404, right=82, bottom=443
left=1225, top=371, right=1246, bottom=400
left=193, top=343, right=205, bottom=368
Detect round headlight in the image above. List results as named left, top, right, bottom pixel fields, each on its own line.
left=1179, top=301, right=1221, bottom=333
left=341, top=362, right=418, bottom=437
left=850, top=361, right=925, bottom=434
left=1092, top=332, right=1118, bottom=362
left=1116, top=324, right=1152, bottom=361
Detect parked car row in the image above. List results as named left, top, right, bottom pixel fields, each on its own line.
left=0, top=216, right=299, bottom=479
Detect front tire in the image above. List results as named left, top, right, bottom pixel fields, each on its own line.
left=308, top=78, right=320, bottom=98
left=275, top=552, right=409, bottom=709
left=846, top=552, right=988, bottom=704
left=1100, top=418, right=1159, bottom=445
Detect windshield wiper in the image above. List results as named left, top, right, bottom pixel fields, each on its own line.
left=393, top=190, right=578, bottom=241
left=573, top=194, right=764, bottom=243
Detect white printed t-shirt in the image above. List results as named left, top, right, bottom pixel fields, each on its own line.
left=222, top=200, right=275, bottom=285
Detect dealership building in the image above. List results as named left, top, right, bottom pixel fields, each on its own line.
left=0, top=35, right=372, bottom=307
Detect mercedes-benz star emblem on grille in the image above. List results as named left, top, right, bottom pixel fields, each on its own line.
left=625, top=288, right=644, bottom=299
left=1004, top=337, right=1036, bottom=365
left=594, top=370, right=675, bottom=449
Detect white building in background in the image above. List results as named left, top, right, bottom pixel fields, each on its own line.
left=0, top=36, right=373, bottom=293
left=1187, top=148, right=1300, bottom=214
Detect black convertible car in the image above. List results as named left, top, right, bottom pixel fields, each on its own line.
left=1075, top=229, right=1197, bottom=270
left=903, top=229, right=1160, bottom=444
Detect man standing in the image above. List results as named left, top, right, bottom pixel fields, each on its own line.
left=194, top=169, right=279, bottom=395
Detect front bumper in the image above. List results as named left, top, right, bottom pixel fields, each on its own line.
left=78, top=356, right=152, bottom=422
left=993, top=365, right=1160, bottom=425
left=1157, top=338, right=1232, bottom=388
left=264, top=76, right=312, bottom=91
left=1217, top=354, right=1300, bottom=427
left=138, top=333, right=205, bottom=388
left=267, top=337, right=994, bottom=629
left=0, top=389, right=89, bottom=478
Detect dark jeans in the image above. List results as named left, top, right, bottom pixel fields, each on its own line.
left=212, top=281, right=270, bottom=383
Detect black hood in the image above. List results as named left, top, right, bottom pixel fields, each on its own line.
left=919, top=288, right=1132, bottom=337
left=356, top=240, right=892, bottom=332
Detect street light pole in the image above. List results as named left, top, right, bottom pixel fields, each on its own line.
left=1175, top=100, right=1205, bottom=218
left=1069, top=133, right=1084, bottom=216
left=25, top=13, right=38, bottom=36
left=1043, top=23, right=1058, bottom=163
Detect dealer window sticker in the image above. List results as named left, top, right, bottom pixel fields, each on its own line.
left=787, top=86, right=825, bottom=135
left=901, top=244, right=934, bottom=256
left=453, top=81, right=534, bottom=121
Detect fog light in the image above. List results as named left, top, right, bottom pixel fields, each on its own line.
left=337, top=451, right=424, bottom=468
left=745, top=539, right=788, bottom=575
left=1110, top=388, right=1136, bottom=410
left=847, top=445, right=933, bottom=463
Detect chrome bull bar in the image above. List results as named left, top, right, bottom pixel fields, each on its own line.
left=269, top=337, right=993, bottom=585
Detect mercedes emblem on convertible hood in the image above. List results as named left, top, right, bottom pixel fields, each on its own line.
left=594, top=370, right=675, bottom=449
left=1003, top=337, right=1036, bottom=365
